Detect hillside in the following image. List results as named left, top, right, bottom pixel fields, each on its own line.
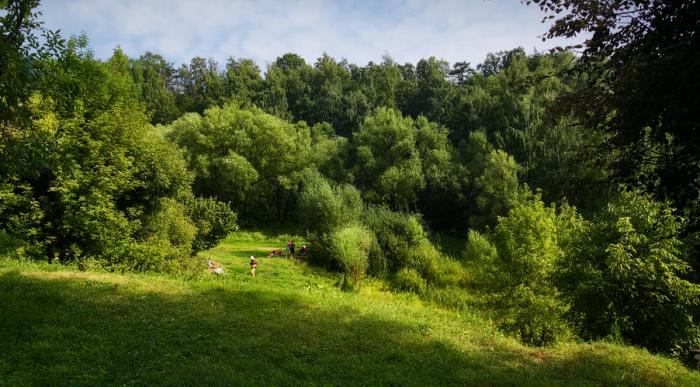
left=1, top=230, right=698, bottom=386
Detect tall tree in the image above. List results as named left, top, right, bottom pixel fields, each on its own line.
left=528, top=0, right=700, bottom=221
left=129, top=52, right=180, bottom=124
left=224, top=57, right=263, bottom=106
left=173, top=57, right=224, bottom=114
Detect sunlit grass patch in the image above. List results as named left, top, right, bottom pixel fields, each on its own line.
left=1, top=228, right=698, bottom=385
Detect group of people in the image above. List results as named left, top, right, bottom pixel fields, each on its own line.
left=268, top=240, right=308, bottom=258
left=206, top=240, right=308, bottom=277
left=286, top=240, right=308, bottom=258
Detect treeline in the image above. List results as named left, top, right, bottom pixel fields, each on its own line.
left=138, top=49, right=599, bottom=226
left=1, top=0, right=699, bottom=364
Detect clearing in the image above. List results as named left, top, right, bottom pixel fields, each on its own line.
left=1, top=229, right=698, bottom=385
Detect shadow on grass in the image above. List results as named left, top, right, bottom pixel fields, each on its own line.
left=0, top=271, right=695, bottom=386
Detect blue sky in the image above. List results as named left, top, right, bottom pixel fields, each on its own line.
left=38, top=0, right=578, bottom=69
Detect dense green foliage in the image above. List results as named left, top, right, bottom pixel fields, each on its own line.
left=529, top=0, right=700, bottom=274
left=167, top=104, right=312, bottom=223
left=557, top=190, right=700, bottom=357
left=466, top=189, right=700, bottom=356
left=2, top=0, right=699, bottom=367
left=328, top=224, right=373, bottom=286
left=489, top=195, right=568, bottom=346
left=0, top=2, right=235, bottom=271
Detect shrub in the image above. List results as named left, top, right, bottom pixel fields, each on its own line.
left=407, top=240, right=447, bottom=284
left=112, top=239, right=199, bottom=275
left=298, top=169, right=363, bottom=269
left=427, top=256, right=465, bottom=288
left=463, top=229, right=498, bottom=288
left=187, top=197, right=238, bottom=252
left=497, top=284, right=567, bottom=346
left=362, top=205, right=426, bottom=272
left=366, top=237, right=388, bottom=278
left=464, top=229, right=497, bottom=264
left=328, top=225, right=373, bottom=287
left=298, top=169, right=363, bottom=235
left=0, top=183, right=44, bottom=258
left=556, top=189, right=700, bottom=358
left=394, top=268, right=426, bottom=294
left=140, top=198, right=197, bottom=254
left=470, top=149, right=524, bottom=229
left=489, top=194, right=568, bottom=346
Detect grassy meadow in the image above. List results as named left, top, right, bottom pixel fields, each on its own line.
left=1, top=229, right=698, bottom=386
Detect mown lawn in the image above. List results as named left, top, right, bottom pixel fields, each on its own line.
left=1, top=229, right=698, bottom=386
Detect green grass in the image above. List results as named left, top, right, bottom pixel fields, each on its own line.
left=1, top=229, right=698, bottom=386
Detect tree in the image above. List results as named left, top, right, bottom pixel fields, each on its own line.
left=167, top=103, right=312, bottom=222
left=129, top=52, right=180, bottom=124
left=309, top=54, right=352, bottom=132
left=414, top=116, right=470, bottom=228
left=0, top=0, right=64, bottom=132
left=297, top=168, right=362, bottom=236
left=352, top=108, right=425, bottom=210
left=173, top=57, right=224, bottom=114
left=459, top=131, right=525, bottom=229
left=224, top=57, right=263, bottom=106
left=1, top=4, right=235, bottom=270
left=556, top=189, right=700, bottom=358
left=470, top=194, right=569, bottom=346
left=528, top=0, right=700, bottom=228
left=266, top=53, right=313, bottom=123
left=448, top=61, right=475, bottom=86
left=408, top=57, right=458, bottom=127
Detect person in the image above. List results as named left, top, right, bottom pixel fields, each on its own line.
left=299, top=245, right=308, bottom=256
left=249, top=255, right=258, bottom=277
left=289, top=240, right=296, bottom=258
left=266, top=248, right=282, bottom=257
left=207, top=258, right=224, bottom=275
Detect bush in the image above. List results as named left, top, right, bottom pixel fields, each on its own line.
left=497, top=284, right=567, bottom=346
left=187, top=197, right=238, bottom=252
left=328, top=225, right=373, bottom=287
left=407, top=240, right=444, bottom=283
left=111, top=240, right=199, bottom=275
left=0, top=183, right=44, bottom=258
left=394, top=268, right=426, bottom=294
left=464, top=229, right=497, bottom=264
left=139, top=198, right=197, bottom=254
left=427, top=256, right=465, bottom=288
left=298, top=168, right=362, bottom=235
left=556, top=189, right=700, bottom=358
left=362, top=205, right=426, bottom=273
left=489, top=194, right=568, bottom=346
left=463, top=229, right=498, bottom=288
left=366, top=237, right=388, bottom=279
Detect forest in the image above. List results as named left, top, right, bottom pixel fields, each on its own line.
left=1, top=0, right=699, bottom=371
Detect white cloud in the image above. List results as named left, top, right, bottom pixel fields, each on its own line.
left=39, top=0, right=579, bottom=68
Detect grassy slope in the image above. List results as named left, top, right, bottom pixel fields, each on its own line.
left=1, top=230, right=698, bottom=386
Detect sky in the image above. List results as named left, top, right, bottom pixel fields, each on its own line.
left=37, top=0, right=578, bottom=69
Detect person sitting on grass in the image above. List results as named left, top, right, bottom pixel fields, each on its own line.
left=266, top=248, right=282, bottom=257
left=207, top=258, right=224, bottom=275
left=250, top=256, right=259, bottom=277
left=299, top=245, right=308, bottom=256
